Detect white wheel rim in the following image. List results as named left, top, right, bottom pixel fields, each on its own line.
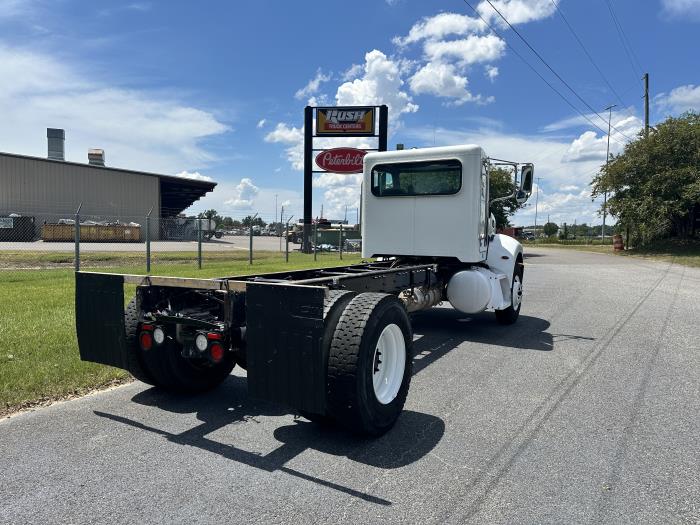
left=512, top=275, right=522, bottom=309
left=372, top=323, right=406, bottom=405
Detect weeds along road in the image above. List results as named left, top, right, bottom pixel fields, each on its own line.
left=1, top=248, right=698, bottom=524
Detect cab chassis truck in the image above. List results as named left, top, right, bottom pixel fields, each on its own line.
left=76, top=145, right=533, bottom=436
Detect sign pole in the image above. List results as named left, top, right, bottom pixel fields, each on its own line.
left=378, top=104, right=388, bottom=152
left=302, top=105, right=313, bottom=253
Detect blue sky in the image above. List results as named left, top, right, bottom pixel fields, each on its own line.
left=1, top=0, right=699, bottom=225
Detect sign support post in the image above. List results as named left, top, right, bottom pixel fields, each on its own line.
left=302, top=104, right=387, bottom=254
left=302, top=105, right=314, bottom=253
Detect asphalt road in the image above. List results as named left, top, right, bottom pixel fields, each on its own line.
left=1, top=248, right=698, bottom=524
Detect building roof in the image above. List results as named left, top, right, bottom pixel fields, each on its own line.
left=0, top=151, right=216, bottom=216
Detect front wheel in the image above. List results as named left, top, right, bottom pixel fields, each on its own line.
left=495, top=262, right=523, bottom=325
left=326, top=293, right=413, bottom=436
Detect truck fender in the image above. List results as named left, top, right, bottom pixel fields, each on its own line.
left=486, top=233, right=523, bottom=288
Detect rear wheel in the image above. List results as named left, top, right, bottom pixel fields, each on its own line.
left=495, top=259, right=523, bottom=325
left=126, top=297, right=235, bottom=393
left=299, top=289, right=356, bottom=426
left=326, top=293, right=412, bottom=436
left=124, top=298, right=156, bottom=386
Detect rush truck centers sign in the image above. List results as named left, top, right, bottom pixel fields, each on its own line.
left=315, top=147, right=367, bottom=174
left=316, top=106, right=375, bottom=136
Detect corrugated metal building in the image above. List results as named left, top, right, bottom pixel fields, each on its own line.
left=0, top=129, right=216, bottom=240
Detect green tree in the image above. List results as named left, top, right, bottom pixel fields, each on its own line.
left=592, top=112, right=700, bottom=244
left=242, top=215, right=266, bottom=228
left=543, top=222, right=559, bottom=236
left=489, top=168, right=525, bottom=228
left=200, top=209, right=222, bottom=226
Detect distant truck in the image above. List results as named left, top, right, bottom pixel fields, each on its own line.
left=75, top=144, right=533, bottom=436
left=161, top=217, right=223, bottom=241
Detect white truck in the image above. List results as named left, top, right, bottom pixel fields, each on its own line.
left=75, top=144, right=533, bottom=436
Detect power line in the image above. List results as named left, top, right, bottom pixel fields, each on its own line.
left=481, top=0, right=635, bottom=142
left=549, top=0, right=627, bottom=107
left=602, top=0, right=643, bottom=79
left=460, top=0, right=627, bottom=145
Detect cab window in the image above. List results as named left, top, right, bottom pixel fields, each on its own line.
left=371, top=159, right=462, bottom=197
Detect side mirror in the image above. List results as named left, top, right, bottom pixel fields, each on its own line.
left=517, top=164, right=534, bottom=204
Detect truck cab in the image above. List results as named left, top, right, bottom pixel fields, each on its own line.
left=363, top=145, right=490, bottom=262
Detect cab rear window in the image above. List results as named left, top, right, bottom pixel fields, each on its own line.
left=371, top=159, right=462, bottom=196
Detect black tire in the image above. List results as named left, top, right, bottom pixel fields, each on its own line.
left=327, top=293, right=413, bottom=436
left=126, top=298, right=235, bottom=393
left=495, top=257, right=524, bottom=325
left=124, top=298, right=156, bottom=386
left=299, top=289, right=356, bottom=426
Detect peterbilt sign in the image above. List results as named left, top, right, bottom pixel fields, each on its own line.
left=316, top=106, right=375, bottom=136
left=315, top=147, right=367, bottom=174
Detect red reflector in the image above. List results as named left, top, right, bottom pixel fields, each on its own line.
left=207, top=332, right=223, bottom=340
left=139, top=331, right=153, bottom=351
left=141, top=324, right=154, bottom=331
left=209, top=342, right=224, bottom=362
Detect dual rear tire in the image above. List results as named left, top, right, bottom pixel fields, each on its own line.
left=303, top=291, right=413, bottom=436
left=124, top=298, right=235, bottom=393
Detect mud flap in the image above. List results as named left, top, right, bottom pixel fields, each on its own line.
left=246, top=283, right=327, bottom=414
left=75, top=272, right=129, bottom=370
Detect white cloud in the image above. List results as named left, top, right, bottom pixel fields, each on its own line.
left=561, top=115, right=642, bottom=162
left=661, top=0, right=700, bottom=19
left=562, top=131, right=607, bottom=162
left=409, top=62, right=482, bottom=105
left=223, top=177, right=259, bottom=209
left=335, top=49, right=419, bottom=117
left=256, top=119, right=266, bottom=128
left=174, top=170, right=213, bottom=182
left=341, top=63, right=363, bottom=81
left=295, top=68, right=331, bottom=100
left=423, top=34, right=506, bottom=65
left=485, top=65, right=499, bottom=81
left=542, top=107, right=637, bottom=132
left=654, top=84, right=700, bottom=114
left=264, top=123, right=304, bottom=170
left=476, top=0, right=557, bottom=27
left=393, top=13, right=486, bottom=46
left=0, top=43, right=229, bottom=174
left=313, top=173, right=363, bottom=219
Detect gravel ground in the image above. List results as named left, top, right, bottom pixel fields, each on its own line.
left=1, top=247, right=698, bottom=524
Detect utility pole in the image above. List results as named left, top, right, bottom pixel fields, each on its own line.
left=602, top=104, right=616, bottom=240
left=279, top=205, right=284, bottom=251
left=643, top=73, right=649, bottom=139
left=533, top=177, right=542, bottom=236
left=274, top=193, right=278, bottom=234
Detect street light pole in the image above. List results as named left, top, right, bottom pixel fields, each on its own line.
left=602, top=104, right=616, bottom=240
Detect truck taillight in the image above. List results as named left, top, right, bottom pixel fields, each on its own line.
left=209, top=342, right=224, bottom=363
left=139, top=331, right=153, bottom=351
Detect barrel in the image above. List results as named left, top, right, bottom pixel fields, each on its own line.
left=612, top=234, right=624, bottom=251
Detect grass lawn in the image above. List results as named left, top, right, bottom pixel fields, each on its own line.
left=0, top=251, right=362, bottom=416
left=527, top=239, right=700, bottom=268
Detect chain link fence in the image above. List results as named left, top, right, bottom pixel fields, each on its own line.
left=0, top=207, right=363, bottom=280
